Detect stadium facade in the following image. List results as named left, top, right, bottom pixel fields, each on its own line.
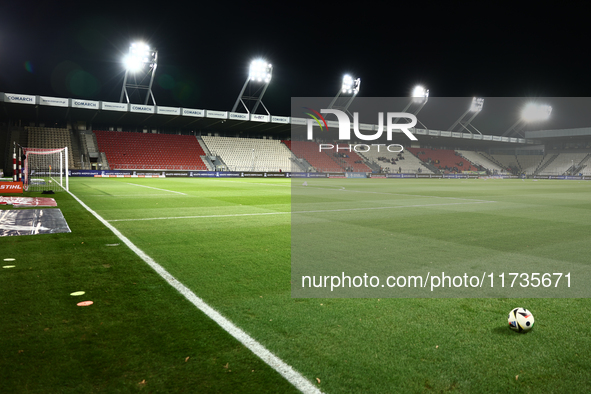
left=2, top=92, right=591, bottom=180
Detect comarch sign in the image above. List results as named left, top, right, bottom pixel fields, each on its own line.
left=182, top=108, right=204, bottom=117
left=4, top=93, right=36, bottom=105
left=72, top=99, right=99, bottom=109
left=130, top=105, right=155, bottom=114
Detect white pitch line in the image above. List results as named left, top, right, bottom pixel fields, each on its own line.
left=67, top=189, right=321, bottom=394
left=107, top=201, right=495, bottom=222
left=109, top=212, right=290, bottom=222
left=85, top=194, right=181, bottom=197
left=125, top=182, right=188, bottom=195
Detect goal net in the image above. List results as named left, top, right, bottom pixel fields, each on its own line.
left=22, top=147, right=69, bottom=192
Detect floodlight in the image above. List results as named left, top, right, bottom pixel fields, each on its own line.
left=412, top=85, right=429, bottom=102
left=232, top=58, right=273, bottom=114
left=448, top=97, right=484, bottom=134
left=470, top=97, right=484, bottom=112
left=503, top=101, right=553, bottom=137
left=124, top=42, right=155, bottom=73
left=119, top=41, right=158, bottom=105
left=341, top=74, right=360, bottom=95
left=521, top=103, right=552, bottom=122
left=249, top=59, right=272, bottom=83
left=327, top=74, right=361, bottom=116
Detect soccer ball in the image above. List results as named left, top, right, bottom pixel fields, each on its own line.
left=508, top=307, right=534, bottom=332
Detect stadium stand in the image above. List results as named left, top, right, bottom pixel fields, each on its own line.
left=487, top=154, right=521, bottom=174
left=516, top=154, right=544, bottom=175
left=360, top=146, right=433, bottom=174
left=406, top=147, right=475, bottom=173
left=537, top=152, right=589, bottom=175
left=201, top=136, right=299, bottom=172
left=285, top=141, right=345, bottom=172
left=579, top=154, right=591, bottom=175
left=94, top=130, right=207, bottom=170
left=322, top=144, right=372, bottom=172
left=456, top=150, right=505, bottom=173
left=26, top=126, right=76, bottom=169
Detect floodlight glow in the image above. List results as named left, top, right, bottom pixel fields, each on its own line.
left=249, top=59, right=272, bottom=83
left=412, top=85, right=429, bottom=99
left=411, top=85, right=429, bottom=103
left=521, top=103, right=552, bottom=122
left=124, top=42, right=155, bottom=72
left=341, top=74, right=360, bottom=95
left=123, top=55, right=142, bottom=72
left=470, top=97, right=484, bottom=112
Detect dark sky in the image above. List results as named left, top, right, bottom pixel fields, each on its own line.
left=0, top=1, right=588, bottom=118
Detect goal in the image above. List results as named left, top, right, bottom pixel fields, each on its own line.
left=22, top=147, right=69, bottom=192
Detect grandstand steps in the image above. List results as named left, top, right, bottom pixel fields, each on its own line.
left=364, top=160, right=382, bottom=173
left=354, top=151, right=380, bottom=172
left=576, top=153, right=591, bottom=174
left=478, top=151, right=506, bottom=170
left=515, top=156, right=524, bottom=172
left=212, top=155, right=229, bottom=171
left=195, top=137, right=215, bottom=170
left=295, top=157, right=312, bottom=172
left=78, top=131, right=94, bottom=169
left=422, top=161, right=440, bottom=174
left=196, top=136, right=213, bottom=156
left=200, top=156, right=214, bottom=171
left=534, top=154, right=558, bottom=175
left=100, top=152, right=110, bottom=170
left=69, top=129, right=82, bottom=169
left=282, top=142, right=305, bottom=172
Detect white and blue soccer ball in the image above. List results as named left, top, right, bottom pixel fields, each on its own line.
left=508, top=307, right=534, bottom=332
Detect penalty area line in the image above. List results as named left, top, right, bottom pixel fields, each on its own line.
left=125, top=182, right=188, bottom=195
left=67, top=190, right=321, bottom=394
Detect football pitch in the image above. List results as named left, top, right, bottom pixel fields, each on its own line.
left=1, top=177, right=591, bottom=393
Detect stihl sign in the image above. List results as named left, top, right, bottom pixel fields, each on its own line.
left=0, top=182, right=23, bottom=193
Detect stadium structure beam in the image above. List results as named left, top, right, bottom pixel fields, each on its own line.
left=119, top=42, right=158, bottom=106
left=448, top=97, right=484, bottom=134
left=232, top=59, right=272, bottom=115
left=327, top=74, right=360, bottom=118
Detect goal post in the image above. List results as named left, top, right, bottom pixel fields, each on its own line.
left=22, top=147, right=69, bottom=192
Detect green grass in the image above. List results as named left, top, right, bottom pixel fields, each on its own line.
left=2, top=177, right=591, bottom=393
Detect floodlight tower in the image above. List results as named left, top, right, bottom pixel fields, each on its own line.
left=232, top=59, right=273, bottom=115
left=503, top=103, right=552, bottom=137
left=401, top=85, right=429, bottom=115
left=119, top=42, right=158, bottom=105
left=327, top=74, right=360, bottom=117
left=448, top=97, right=484, bottom=134
left=393, top=85, right=429, bottom=128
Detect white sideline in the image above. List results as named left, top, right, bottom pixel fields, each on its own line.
left=67, top=190, right=322, bottom=394
left=125, top=182, right=188, bottom=195
left=107, top=201, right=495, bottom=222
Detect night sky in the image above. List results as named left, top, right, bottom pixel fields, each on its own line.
left=1, top=2, right=588, bottom=118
